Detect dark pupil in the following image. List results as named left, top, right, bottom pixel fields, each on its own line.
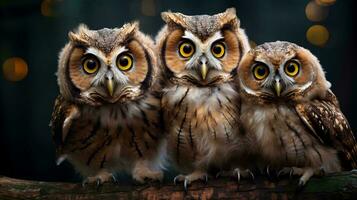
left=213, top=45, right=222, bottom=54
left=120, top=57, right=129, bottom=66
left=257, top=67, right=266, bottom=76
left=86, top=59, right=96, bottom=69
left=287, top=64, right=296, bottom=72
left=183, top=44, right=192, bottom=54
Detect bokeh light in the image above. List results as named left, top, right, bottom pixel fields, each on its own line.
left=141, top=0, right=156, bottom=16
left=41, top=0, right=54, bottom=17
left=306, top=25, right=330, bottom=46
left=2, top=57, right=29, bottom=82
left=315, top=0, right=336, bottom=6
left=305, top=1, right=329, bottom=22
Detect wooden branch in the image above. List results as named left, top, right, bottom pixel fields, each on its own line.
left=1, top=171, right=357, bottom=200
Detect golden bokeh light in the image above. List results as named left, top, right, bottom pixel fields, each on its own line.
left=306, top=25, right=330, bottom=46
left=141, top=0, right=156, bottom=16
left=2, top=57, right=29, bottom=82
left=305, top=1, right=329, bottom=22
left=315, top=0, right=336, bottom=6
left=41, top=0, right=54, bottom=17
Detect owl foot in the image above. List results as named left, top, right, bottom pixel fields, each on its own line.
left=277, top=167, right=294, bottom=179
left=173, top=171, right=208, bottom=191
left=233, top=168, right=255, bottom=183
left=276, top=167, right=315, bottom=187
left=82, top=171, right=116, bottom=188
left=265, top=165, right=277, bottom=179
left=132, top=160, right=163, bottom=183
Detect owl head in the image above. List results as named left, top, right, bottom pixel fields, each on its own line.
left=57, top=23, right=157, bottom=105
left=237, top=41, right=331, bottom=103
left=156, top=8, right=250, bottom=87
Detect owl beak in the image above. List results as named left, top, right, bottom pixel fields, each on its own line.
left=198, top=56, right=208, bottom=80
left=274, top=79, right=282, bottom=97
left=106, top=78, right=115, bottom=97
left=200, top=63, right=208, bottom=80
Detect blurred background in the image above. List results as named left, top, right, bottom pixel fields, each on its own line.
left=0, top=0, right=356, bottom=182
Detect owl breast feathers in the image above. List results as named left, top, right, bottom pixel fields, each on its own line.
left=155, top=8, right=254, bottom=188
left=237, top=41, right=357, bottom=185
left=49, top=9, right=356, bottom=189
left=50, top=22, right=165, bottom=185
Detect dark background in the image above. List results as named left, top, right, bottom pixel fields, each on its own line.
left=0, top=0, right=356, bottom=182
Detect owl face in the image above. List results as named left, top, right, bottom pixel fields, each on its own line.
left=58, top=23, right=156, bottom=105
left=157, top=8, right=250, bottom=86
left=238, top=41, right=330, bottom=101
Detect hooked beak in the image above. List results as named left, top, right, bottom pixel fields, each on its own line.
left=106, top=78, right=115, bottom=97
left=200, top=63, right=208, bottom=80
left=274, top=78, right=282, bottom=97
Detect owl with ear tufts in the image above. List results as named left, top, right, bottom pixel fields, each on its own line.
left=49, top=23, right=165, bottom=185
left=156, top=8, right=252, bottom=189
left=237, top=41, right=357, bottom=186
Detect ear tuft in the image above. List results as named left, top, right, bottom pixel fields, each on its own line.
left=218, top=7, right=240, bottom=29
left=121, top=21, right=139, bottom=37
left=68, top=23, right=90, bottom=44
left=161, top=11, right=187, bottom=27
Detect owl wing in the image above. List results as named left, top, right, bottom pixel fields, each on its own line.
left=295, top=90, right=357, bottom=169
left=49, top=95, right=79, bottom=151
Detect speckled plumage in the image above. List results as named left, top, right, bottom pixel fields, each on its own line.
left=156, top=8, right=251, bottom=188
left=50, top=23, right=165, bottom=184
left=237, top=41, right=357, bottom=185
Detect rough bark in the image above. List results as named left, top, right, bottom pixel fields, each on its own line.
left=0, top=171, right=357, bottom=200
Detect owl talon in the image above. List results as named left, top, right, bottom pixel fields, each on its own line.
left=96, top=179, right=102, bottom=188
left=266, top=165, right=271, bottom=178
left=235, top=168, right=241, bottom=183
left=248, top=170, right=255, bottom=180
left=173, top=174, right=185, bottom=185
left=184, top=178, right=190, bottom=191
left=173, top=172, right=208, bottom=190
left=233, top=168, right=254, bottom=183
left=111, top=175, right=118, bottom=183
left=203, top=174, right=208, bottom=184
left=81, top=179, right=89, bottom=188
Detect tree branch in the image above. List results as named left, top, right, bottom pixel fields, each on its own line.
left=0, top=171, right=357, bottom=199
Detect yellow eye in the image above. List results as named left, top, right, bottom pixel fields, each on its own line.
left=284, top=60, right=300, bottom=77
left=82, top=55, right=99, bottom=74
left=253, top=63, right=269, bottom=80
left=211, top=42, right=225, bottom=58
left=178, top=41, right=195, bottom=58
left=116, top=54, right=133, bottom=71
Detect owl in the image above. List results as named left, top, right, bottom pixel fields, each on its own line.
left=49, top=23, right=165, bottom=185
left=156, top=8, right=251, bottom=189
left=237, top=41, right=357, bottom=186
